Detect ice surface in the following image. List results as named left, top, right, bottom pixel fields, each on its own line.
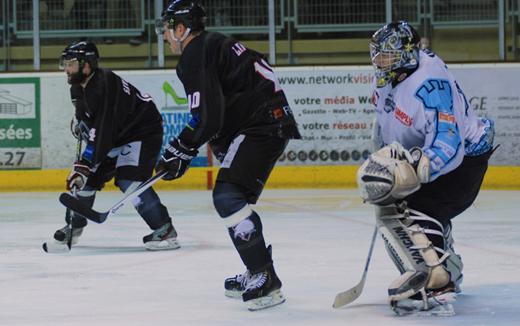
left=1, top=189, right=519, bottom=325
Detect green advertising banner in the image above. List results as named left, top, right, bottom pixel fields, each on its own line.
left=0, top=78, right=41, bottom=169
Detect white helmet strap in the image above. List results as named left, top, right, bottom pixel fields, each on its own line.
left=169, top=27, right=192, bottom=52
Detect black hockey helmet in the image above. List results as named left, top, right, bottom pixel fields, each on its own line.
left=60, top=41, right=100, bottom=70
left=161, top=0, right=207, bottom=32
left=370, top=21, right=420, bottom=87
left=60, top=41, right=99, bottom=84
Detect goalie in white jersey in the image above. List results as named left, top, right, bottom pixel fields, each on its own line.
left=358, top=21, right=495, bottom=315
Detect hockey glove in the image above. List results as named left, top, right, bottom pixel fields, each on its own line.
left=66, top=161, right=91, bottom=191
left=156, top=138, right=198, bottom=181
left=70, top=117, right=81, bottom=140
left=387, top=142, right=430, bottom=183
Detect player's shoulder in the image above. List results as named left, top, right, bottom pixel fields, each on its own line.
left=203, top=31, right=243, bottom=60
left=204, top=31, right=230, bottom=45
left=93, top=68, right=119, bottom=83
left=183, top=31, right=228, bottom=55
left=417, top=51, right=450, bottom=79
left=405, top=51, right=450, bottom=90
left=103, top=67, right=123, bottom=79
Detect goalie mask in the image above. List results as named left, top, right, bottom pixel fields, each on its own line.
left=60, top=41, right=99, bottom=85
left=370, top=21, right=420, bottom=88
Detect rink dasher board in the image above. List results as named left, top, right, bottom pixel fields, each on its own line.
left=0, top=148, right=41, bottom=169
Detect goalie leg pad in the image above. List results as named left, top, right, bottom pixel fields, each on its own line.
left=377, top=204, right=454, bottom=302
left=442, top=222, right=464, bottom=292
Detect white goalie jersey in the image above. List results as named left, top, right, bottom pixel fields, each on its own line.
left=371, top=50, right=494, bottom=182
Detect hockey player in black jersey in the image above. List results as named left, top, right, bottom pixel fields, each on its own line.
left=155, top=0, right=301, bottom=311
left=53, top=41, right=179, bottom=251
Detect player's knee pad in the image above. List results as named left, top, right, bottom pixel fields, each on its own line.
left=377, top=204, right=453, bottom=295
left=117, top=179, right=171, bottom=229
left=213, top=182, right=272, bottom=272
left=213, top=181, right=251, bottom=220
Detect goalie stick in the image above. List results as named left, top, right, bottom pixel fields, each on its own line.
left=332, top=226, right=378, bottom=308
left=59, top=170, right=167, bottom=224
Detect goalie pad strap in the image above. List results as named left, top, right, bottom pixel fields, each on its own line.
left=377, top=205, right=451, bottom=293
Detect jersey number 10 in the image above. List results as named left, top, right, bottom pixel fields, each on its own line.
left=188, top=92, right=201, bottom=109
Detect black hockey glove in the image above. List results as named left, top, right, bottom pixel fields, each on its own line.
left=70, top=117, right=81, bottom=140
left=156, top=138, right=198, bottom=181
left=66, top=161, right=91, bottom=191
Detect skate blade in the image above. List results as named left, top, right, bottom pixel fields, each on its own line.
left=144, top=238, right=181, bottom=251
left=225, top=289, right=244, bottom=299
left=246, top=289, right=286, bottom=311
left=393, top=303, right=455, bottom=317
left=391, top=292, right=457, bottom=317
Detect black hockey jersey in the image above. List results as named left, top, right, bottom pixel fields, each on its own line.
left=175, top=31, right=301, bottom=150
left=71, top=68, right=162, bottom=167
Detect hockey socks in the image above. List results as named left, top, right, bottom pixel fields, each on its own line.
left=228, top=211, right=272, bottom=273
left=226, top=211, right=285, bottom=310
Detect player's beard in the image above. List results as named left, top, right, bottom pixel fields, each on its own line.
left=67, top=70, right=87, bottom=85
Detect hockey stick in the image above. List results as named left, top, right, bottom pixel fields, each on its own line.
left=59, top=170, right=167, bottom=224
left=42, top=136, right=83, bottom=253
left=66, top=135, right=85, bottom=249
left=332, top=226, right=378, bottom=308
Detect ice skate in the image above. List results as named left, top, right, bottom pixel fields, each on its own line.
left=242, top=265, right=285, bottom=311
left=143, top=222, right=180, bottom=251
left=224, top=270, right=251, bottom=298
left=391, top=284, right=458, bottom=317
left=53, top=224, right=84, bottom=246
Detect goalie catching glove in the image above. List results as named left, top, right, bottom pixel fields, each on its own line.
left=357, top=142, right=430, bottom=205
left=156, top=138, right=198, bottom=180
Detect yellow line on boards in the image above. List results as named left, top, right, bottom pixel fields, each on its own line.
left=0, top=166, right=518, bottom=192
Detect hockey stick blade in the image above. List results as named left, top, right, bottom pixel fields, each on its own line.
left=59, top=193, right=108, bottom=223
left=59, top=171, right=167, bottom=224
left=42, top=241, right=71, bottom=253
left=333, top=226, right=378, bottom=308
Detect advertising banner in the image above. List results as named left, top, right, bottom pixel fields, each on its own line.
left=0, top=78, right=41, bottom=169
left=276, top=67, right=375, bottom=166
left=122, top=71, right=209, bottom=167
left=272, top=65, right=518, bottom=166
left=3, top=64, right=517, bottom=170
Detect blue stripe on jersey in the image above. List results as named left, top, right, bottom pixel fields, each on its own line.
left=187, top=112, right=200, bottom=130
left=82, top=144, right=94, bottom=163
left=415, top=79, right=461, bottom=178
left=465, top=118, right=494, bottom=156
